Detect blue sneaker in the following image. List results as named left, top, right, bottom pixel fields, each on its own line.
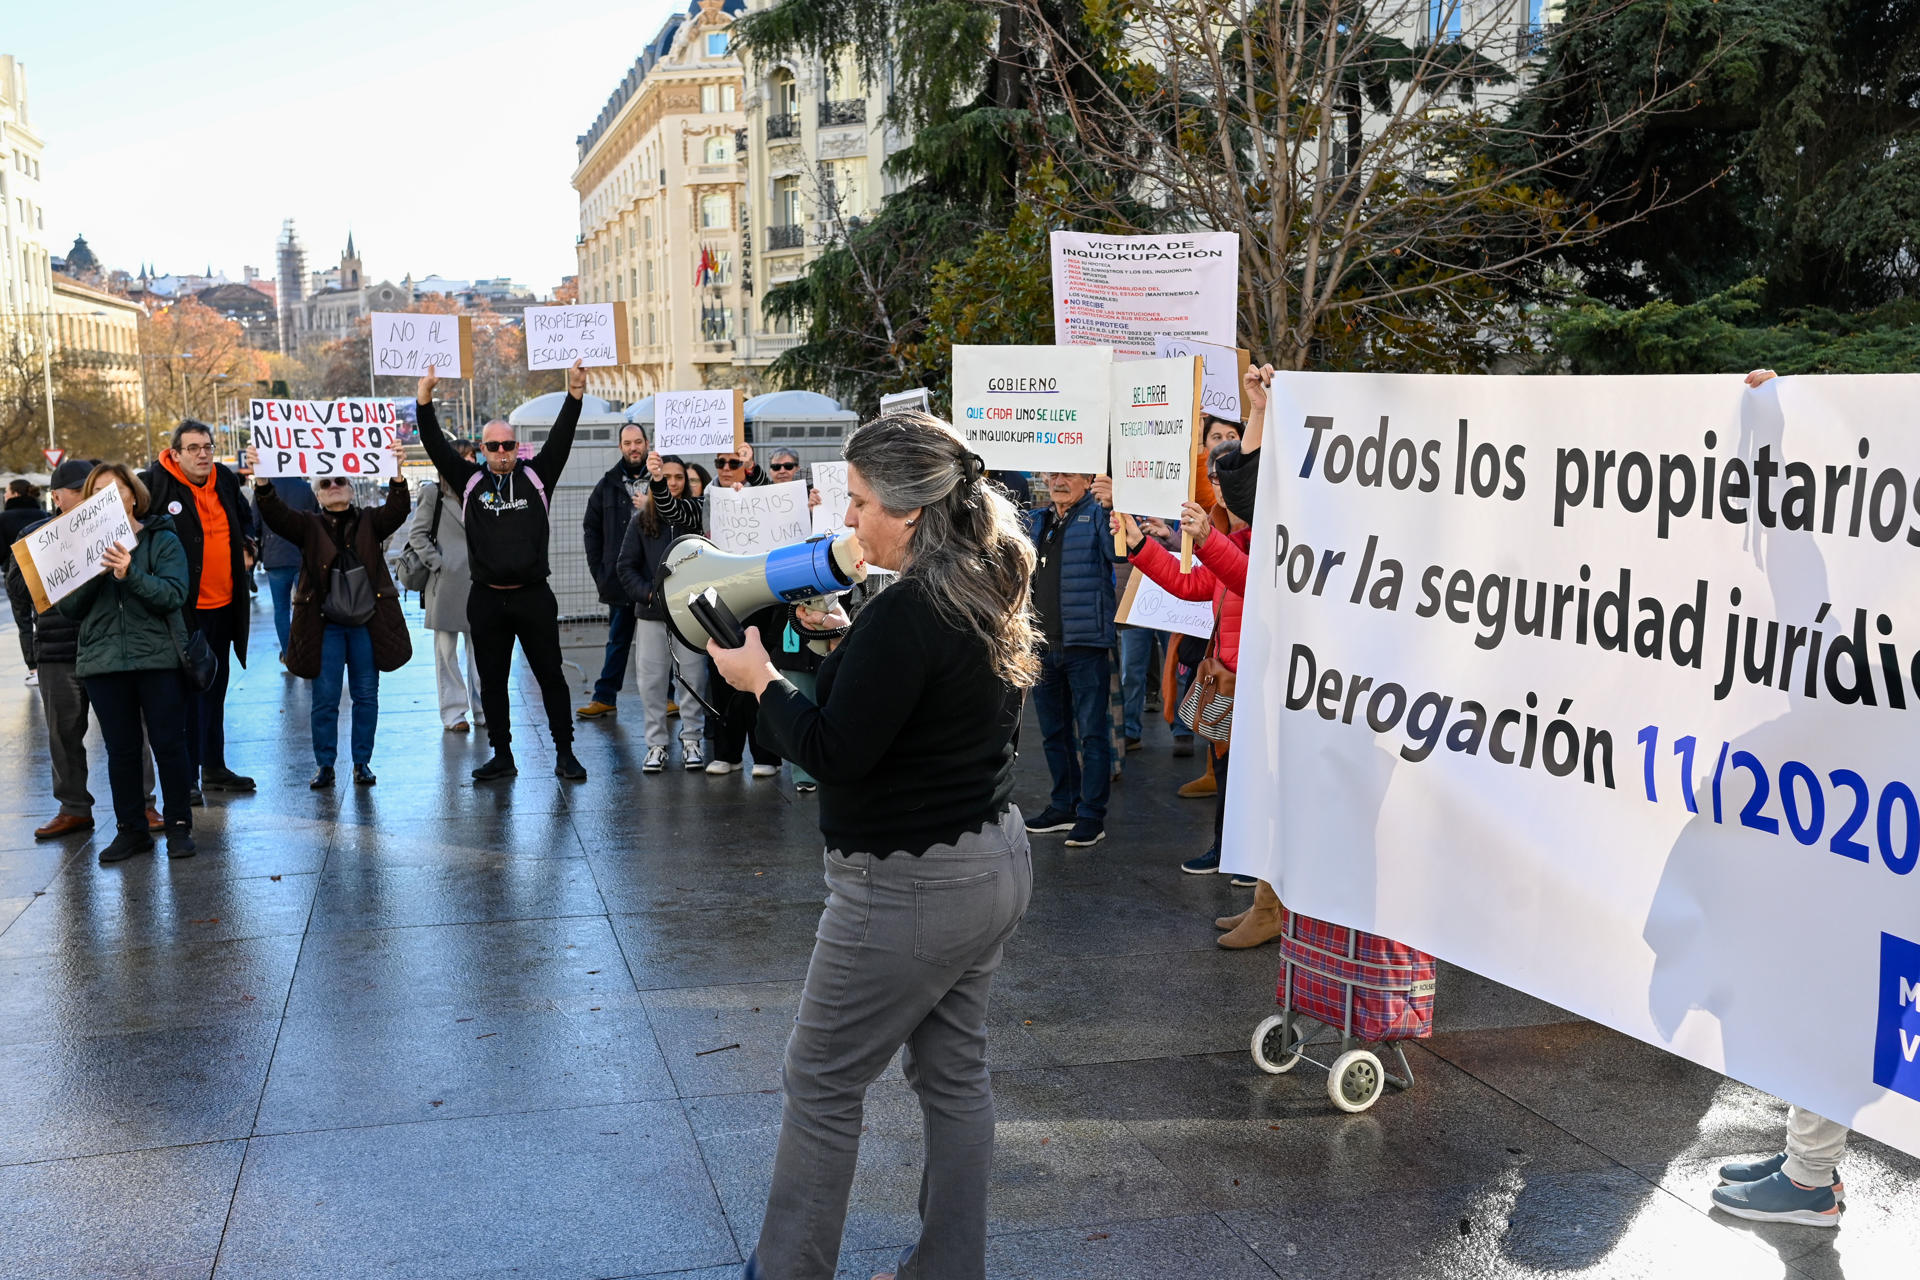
left=1718, top=1152, right=1843, bottom=1202
left=1710, top=1171, right=1841, bottom=1227
left=1181, top=846, right=1221, bottom=875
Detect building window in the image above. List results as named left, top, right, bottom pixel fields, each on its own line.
left=705, top=135, right=730, bottom=164
left=1429, top=0, right=1462, bottom=39
left=701, top=83, right=738, bottom=113
left=648, top=313, right=657, bottom=344
left=706, top=32, right=729, bottom=57
left=701, top=300, right=733, bottom=342
left=701, top=193, right=731, bottom=229
left=774, top=176, right=801, bottom=226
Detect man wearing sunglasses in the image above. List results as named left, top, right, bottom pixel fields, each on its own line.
left=416, top=359, right=588, bottom=783
left=142, top=421, right=257, bottom=799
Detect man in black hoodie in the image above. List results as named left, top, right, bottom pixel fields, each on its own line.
left=416, top=361, right=587, bottom=782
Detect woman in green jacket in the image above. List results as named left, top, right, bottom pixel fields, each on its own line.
left=57, top=463, right=198, bottom=864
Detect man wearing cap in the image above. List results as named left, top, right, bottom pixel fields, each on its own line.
left=6, top=460, right=161, bottom=839
left=142, top=421, right=256, bottom=796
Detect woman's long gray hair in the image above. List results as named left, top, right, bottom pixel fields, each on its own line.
left=844, top=411, right=1040, bottom=688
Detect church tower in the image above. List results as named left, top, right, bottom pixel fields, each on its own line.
left=340, top=232, right=363, bottom=291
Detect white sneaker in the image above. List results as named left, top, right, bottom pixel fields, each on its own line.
left=642, top=746, right=669, bottom=773
left=681, top=740, right=706, bottom=770
left=705, top=759, right=739, bottom=775
left=750, top=763, right=778, bottom=778
left=23, top=671, right=37, bottom=687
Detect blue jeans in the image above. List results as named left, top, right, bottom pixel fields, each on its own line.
left=312, top=623, right=378, bottom=768
left=1118, top=627, right=1162, bottom=739
left=591, top=604, right=638, bottom=703
left=267, top=566, right=299, bottom=658
left=1033, top=645, right=1112, bottom=821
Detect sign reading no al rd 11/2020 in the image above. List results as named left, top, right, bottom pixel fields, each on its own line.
left=1050, top=231, right=1239, bottom=358
left=371, top=312, right=473, bottom=379
left=249, top=399, right=401, bottom=479
left=525, top=302, right=630, bottom=370
left=951, top=344, right=1112, bottom=474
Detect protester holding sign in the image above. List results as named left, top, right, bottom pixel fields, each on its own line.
left=416, top=360, right=588, bottom=783
left=248, top=445, right=412, bottom=788
left=1022, top=472, right=1124, bottom=847
left=407, top=471, right=484, bottom=733
left=614, top=454, right=709, bottom=773
left=142, top=421, right=256, bottom=800
left=7, top=459, right=161, bottom=841
left=57, top=464, right=197, bottom=865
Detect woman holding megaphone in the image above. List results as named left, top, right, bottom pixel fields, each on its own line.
left=708, top=410, right=1038, bottom=1280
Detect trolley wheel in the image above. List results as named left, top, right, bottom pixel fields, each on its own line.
left=1250, top=1014, right=1303, bottom=1074
left=1327, top=1049, right=1386, bottom=1112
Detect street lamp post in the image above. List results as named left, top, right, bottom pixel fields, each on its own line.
left=37, top=311, right=55, bottom=452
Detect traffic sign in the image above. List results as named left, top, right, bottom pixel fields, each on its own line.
left=42, top=448, right=65, bottom=470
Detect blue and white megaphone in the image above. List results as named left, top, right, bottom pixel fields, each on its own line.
left=661, top=530, right=869, bottom=652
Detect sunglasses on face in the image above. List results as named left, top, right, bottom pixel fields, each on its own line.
left=767, top=461, right=798, bottom=472
left=715, top=458, right=746, bottom=470
left=317, top=477, right=352, bottom=490
left=483, top=440, right=517, bottom=453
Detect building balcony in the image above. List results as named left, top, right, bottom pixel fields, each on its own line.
left=766, top=113, right=800, bottom=141
left=767, top=224, right=805, bottom=251
left=819, top=99, right=865, bottom=127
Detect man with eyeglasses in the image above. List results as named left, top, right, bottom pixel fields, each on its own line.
left=416, top=361, right=588, bottom=783
left=142, top=421, right=257, bottom=799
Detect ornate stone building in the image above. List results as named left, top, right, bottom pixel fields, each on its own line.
left=571, top=0, right=748, bottom=404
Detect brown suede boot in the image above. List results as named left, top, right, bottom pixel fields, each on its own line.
left=1218, top=880, right=1284, bottom=949
left=1177, top=748, right=1217, bottom=798
left=1214, top=905, right=1250, bottom=931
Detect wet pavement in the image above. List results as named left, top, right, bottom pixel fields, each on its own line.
left=0, top=597, right=1913, bottom=1279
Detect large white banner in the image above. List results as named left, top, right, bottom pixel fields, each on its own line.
left=1224, top=372, right=1920, bottom=1158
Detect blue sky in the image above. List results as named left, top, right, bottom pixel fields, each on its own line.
left=10, top=0, right=683, bottom=296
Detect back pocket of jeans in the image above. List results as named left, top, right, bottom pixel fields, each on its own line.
left=913, top=869, right=1001, bottom=967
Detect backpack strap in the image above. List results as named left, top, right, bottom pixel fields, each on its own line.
left=522, top=465, right=549, bottom=511
left=461, top=470, right=484, bottom=512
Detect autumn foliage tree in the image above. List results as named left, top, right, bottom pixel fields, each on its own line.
left=139, top=298, right=269, bottom=425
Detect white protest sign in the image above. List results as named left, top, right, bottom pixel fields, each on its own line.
left=1224, top=371, right=1920, bottom=1160
left=371, top=312, right=473, bottom=379
left=1154, top=335, right=1249, bottom=424
left=952, top=344, right=1111, bottom=474
left=525, top=302, right=631, bottom=370
left=1117, top=571, right=1214, bottom=639
left=811, top=460, right=850, bottom=537
left=248, top=399, right=402, bottom=479
left=656, top=389, right=744, bottom=455
left=1109, top=355, right=1199, bottom=519
left=879, top=387, right=931, bottom=416
left=11, top=484, right=136, bottom=611
left=1051, top=231, right=1238, bottom=358
left=710, top=479, right=812, bottom=555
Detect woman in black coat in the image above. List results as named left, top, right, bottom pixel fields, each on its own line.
left=248, top=447, right=410, bottom=788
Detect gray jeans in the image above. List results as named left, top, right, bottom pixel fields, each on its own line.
left=633, top=618, right=706, bottom=748
left=747, top=807, right=1032, bottom=1280
left=1784, top=1107, right=1850, bottom=1183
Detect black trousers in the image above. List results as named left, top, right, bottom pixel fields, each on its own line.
left=467, top=582, right=573, bottom=753
left=182, top=605, right=236, bottom=776
left=1213, top=746, right=1230, bottom=848
left=708, top=660, right=782, bottom=767
left=82, top=669, right=196, bottom=833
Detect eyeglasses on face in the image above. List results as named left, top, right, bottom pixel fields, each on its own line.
left=316, top=477, right=352, bottom=489
left=482, top=440, right=517, bottom=453
left=178, top=443, right=214, bottom=455
left=715, top=458, right=746, bottom=470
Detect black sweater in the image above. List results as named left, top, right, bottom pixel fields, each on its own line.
left=757, top=575, right=1022, bottom=856
left=417, top=394, right=581, bottom=587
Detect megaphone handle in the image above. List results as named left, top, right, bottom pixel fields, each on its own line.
left=673, top=670, right=725, bottom=722
left=690, top=589, right=747, bottom=649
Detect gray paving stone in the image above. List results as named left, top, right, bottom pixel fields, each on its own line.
left=0, top=844, right=76, bottom=897
left=256, top=993, right=677, bottom=1134
left=0, top=1139, right=245, bottom=1280
left=283, top=915, right=631, bottom=1019
left=214, top=1103, right=738, bottom=1279
left=0, top=870, right=317, bottom=960
left=305, top=856, right=605, bottom=933
left=0, top=1019, right=279, bottom=1164
left=0, top=934, right=300, bottom=1046
left=836, top=1214, right=1280, bottom=1280
left=611, top=898, right=825, bottom=991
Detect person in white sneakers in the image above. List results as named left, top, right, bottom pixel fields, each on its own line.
left=614, top=451, right=708, bottom=772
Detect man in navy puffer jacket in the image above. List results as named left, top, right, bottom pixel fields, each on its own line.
left=1023, top=472, right=1123, bottom=847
